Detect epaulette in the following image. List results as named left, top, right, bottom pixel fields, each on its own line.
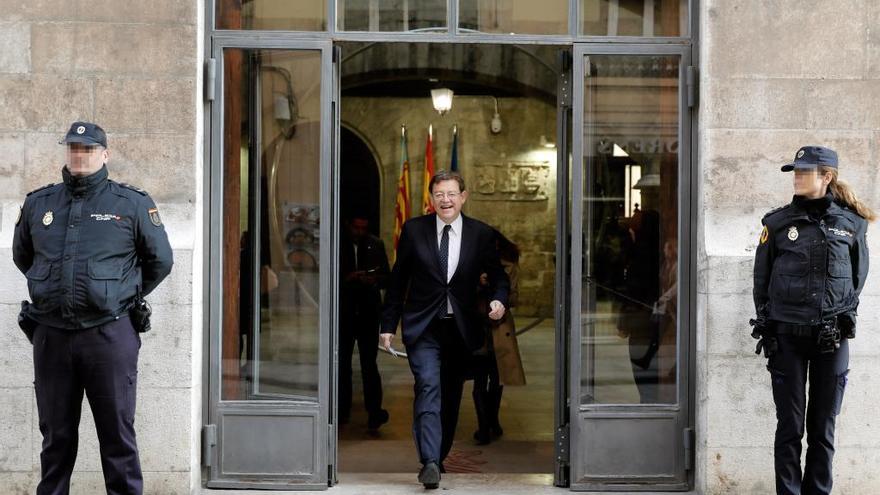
left=26, top=183, right=55, bottom=196
left=762, top=204, right=791, bottom=220
left=115, top=181, right=148, bottom=196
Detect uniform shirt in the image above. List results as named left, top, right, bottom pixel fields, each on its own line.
left=13, top=165, right=174, bottom=329
left=436, top=214, right=462, bottom=314
left=753, top=193, right=869, bottom=326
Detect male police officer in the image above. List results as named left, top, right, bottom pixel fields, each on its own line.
left=13, top=122, right=173, bottom=495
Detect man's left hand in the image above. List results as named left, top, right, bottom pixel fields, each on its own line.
left=488, top=300, right=506, bottom=320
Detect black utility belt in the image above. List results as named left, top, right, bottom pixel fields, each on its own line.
left=774, top=322, right=820, bottom=337
left=774, top=319, right=842, bottom=354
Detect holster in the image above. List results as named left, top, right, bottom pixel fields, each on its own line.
left=17, top=300, right=38, bottom=344
left=129, top=296, right=152, bottom=333
left=816, top=317, right=840, bottom=354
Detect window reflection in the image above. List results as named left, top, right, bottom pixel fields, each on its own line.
left=222, top=49, right=323, bottom=400
left=337, top=0, right=446, bottom=32
left=217, top=0, right=326, bottom=31
left=581, top=55, right=679, bottom=405
left=581, top=0, right=687, bottom=36
left=459, top=0, right=569, bottom=35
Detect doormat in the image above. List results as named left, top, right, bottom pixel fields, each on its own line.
left=443, top=449, right=489, bottom=473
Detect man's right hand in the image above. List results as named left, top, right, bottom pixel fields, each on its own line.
left=380, top=332, right=394, bottom=351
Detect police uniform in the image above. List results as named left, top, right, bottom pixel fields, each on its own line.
left=12, top=122, right=173, bottom=495
left=752, top=146, right=869, bottom=495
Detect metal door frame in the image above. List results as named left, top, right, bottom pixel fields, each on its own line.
left=205, top=34, right=337, bottom=490
left=569, top=42, right=695, bottom=491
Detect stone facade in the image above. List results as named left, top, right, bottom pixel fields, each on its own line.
left=1, top=0, right=879, bottom=493
left=698, top=1, right=880, bottom=493
left=0, top=1, right=200, bottom=494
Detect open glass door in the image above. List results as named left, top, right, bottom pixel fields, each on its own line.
left=206, top=37, right=335, bottom=489
left=569, top=44, right=693, bottom=491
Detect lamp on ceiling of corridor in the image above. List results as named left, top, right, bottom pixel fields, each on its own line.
left=431, top=88, right=454, bottom=115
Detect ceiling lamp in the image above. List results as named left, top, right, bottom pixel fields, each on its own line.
left=431, top=88, right=453, bottom=115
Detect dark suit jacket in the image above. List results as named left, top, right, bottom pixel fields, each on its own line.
left=340, top=232, right=389, bottom=320
left=381, top=214, right=510, bottom=351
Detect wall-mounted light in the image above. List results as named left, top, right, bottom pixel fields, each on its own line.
left=431, top=88, right=453, bottom=115
left=539, top=135, right=556, bottom=149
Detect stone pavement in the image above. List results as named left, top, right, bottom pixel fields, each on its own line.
left=201, top=473, right=699, bottom=494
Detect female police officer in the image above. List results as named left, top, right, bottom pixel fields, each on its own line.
left=751, top=146, right=873, bottom=495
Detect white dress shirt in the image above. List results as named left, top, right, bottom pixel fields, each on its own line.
left=436, top=214, right=462, bottom=314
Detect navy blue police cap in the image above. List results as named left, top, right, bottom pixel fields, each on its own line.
left=60, top=121, right=107, bottom=147
left=781, top=146, right=838, bottom=172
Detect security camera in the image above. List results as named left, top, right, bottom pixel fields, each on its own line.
left=490, top=97, right=502, bottom=134
left=491, top=112, right=502, bottom=134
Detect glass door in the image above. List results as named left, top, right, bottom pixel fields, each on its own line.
left=569, top=44, right=693, bottom=490
left=206, top=37, right=335, bottom=489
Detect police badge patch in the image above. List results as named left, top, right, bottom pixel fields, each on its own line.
left=787, top=226, right=799, bottom=241
left=42, top=211, right=53, bottom=226
left=148, top=208, right=162, bottom=227
left=760, top=225, right=769, bottom=244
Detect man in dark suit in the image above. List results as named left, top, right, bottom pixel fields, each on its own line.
left=381, top=171, right=509, bottom=489
left=339, top=215, right=390, bottom=429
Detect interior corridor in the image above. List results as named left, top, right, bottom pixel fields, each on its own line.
left=338, top=318, right=556, bottom=474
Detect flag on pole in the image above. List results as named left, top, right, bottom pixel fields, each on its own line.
left=421, top=124, right=435, bottom=215
left=392, top=125, right=411, bottom=261
left=449, top=124, right=459, bottom=172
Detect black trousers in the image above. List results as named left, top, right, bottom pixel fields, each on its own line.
left=768, top=334, right=849, bottom=495
left=33, top=318, right=142, bottom=495
left=405, top=319, right=469, bottom=465
left=338, top=311, right=384, bottom=419
left=472, top=346, right=502, bottom=436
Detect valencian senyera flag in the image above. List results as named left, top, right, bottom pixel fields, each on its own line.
left=449, top=124, right=459, bottom=172
left=392, top=125, right=411, bottom=261
left=421, top=124, right=436, bottom=215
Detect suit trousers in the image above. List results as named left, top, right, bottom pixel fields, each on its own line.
left=338, top=309, right=383, bottom=419
left=768, top=334, right=849, bottom=495
left=33, top=318, right=142, bottom=495
left=405, top=318, right=469, bottom=465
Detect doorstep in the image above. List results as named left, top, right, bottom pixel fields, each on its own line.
left=200, top=473, right=698, bottom=494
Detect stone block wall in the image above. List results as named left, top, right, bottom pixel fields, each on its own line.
left=0, top=1, right=200, bottom=493
left=698, top=1, right=880, bottom=493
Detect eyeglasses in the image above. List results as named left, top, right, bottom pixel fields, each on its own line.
left=432, top=192, right=461, bottom=200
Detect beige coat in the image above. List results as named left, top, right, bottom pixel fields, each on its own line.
left=489, top=260, right=526, bottom=386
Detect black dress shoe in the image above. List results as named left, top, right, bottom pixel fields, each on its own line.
left=473, top=429, right=491, bottom=445
left=367, top=409, right=389, bottom=430
left=418, top=461, right=440, bottom=489
left=490, top=424, right=503, bottom=438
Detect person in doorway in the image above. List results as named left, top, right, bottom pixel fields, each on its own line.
left=13, top=121, right=174, bottom=494
left=338, top=215, right=391, bottom=430
left=616, top=191, right=662, bottom=404
left=751, top=146, right=872, bottom=495
left=380, top=171, right=509, bottom=489
left=472, top=229, right=526, bottom=445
